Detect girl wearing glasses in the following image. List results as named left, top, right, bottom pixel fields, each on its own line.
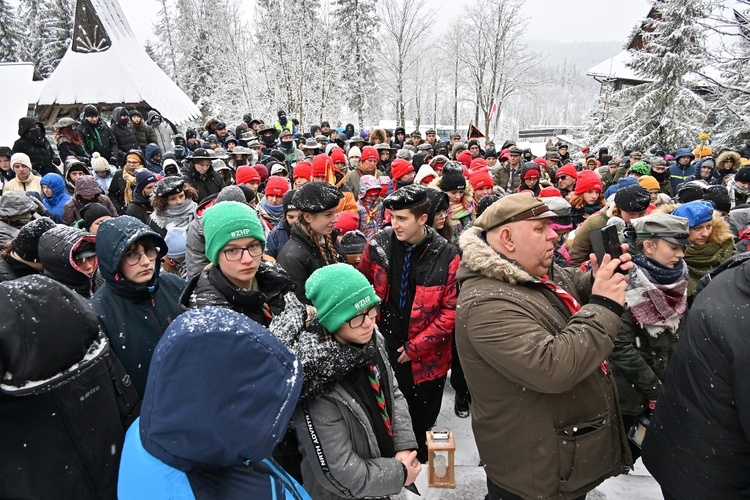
left=90, top=216, right=185, bottom=397
left=181, top=201, right=295, bottom=328
left=274, top=263, right=420, bottom=499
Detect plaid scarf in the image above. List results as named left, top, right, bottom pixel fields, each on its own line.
left=626, top=254, right=688, bottom=337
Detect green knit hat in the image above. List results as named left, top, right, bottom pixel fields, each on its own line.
left=305, top=263, right=381, bottom=334
left=630, top=161, right=651, bottom=176
left=202, top=201, right=266, bottom=265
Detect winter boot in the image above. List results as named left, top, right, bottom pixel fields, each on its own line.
left=454, top=391, right=470, bottom=418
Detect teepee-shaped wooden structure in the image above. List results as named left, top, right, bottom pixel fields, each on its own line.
left=36, top=0, right=199, bottom=126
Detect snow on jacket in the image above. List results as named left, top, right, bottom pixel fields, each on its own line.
left=61, top=176, right=118, bottom=226
left=77, top=118, right=118, bottom=163
left=292, top=330, right=416, bottom=499
left=110, top=107, right=140, bottom=165
left=181, top=161, right=225, bottom=203
left=147, top=110, right=175, bottom=153
left=358, top=225, right=459, bottom=384
left=276, top=222, right=348, bottom=304
left=12, top=116, right=58, bottom=176
left=0, top=275, right=140, bottom=500
left=455, top=226, right=631, bottom=499
left=642, top=259, right=750, bottom=499
left=41, top=172, right=71, bottom=219
left=118, top=307, right=306, bottom=500
left=180, top=261, right=295, bottom=327
left=38, top=225, right=102, bottom=298
left=90, top=216, right=185, bottom=397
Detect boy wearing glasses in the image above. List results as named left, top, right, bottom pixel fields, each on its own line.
left=358, top=184, right=459, bottom=463
left=90, top=216, right=185, bottom=396
left=181, top=201, right=295, bottom=328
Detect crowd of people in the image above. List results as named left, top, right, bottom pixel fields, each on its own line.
left=1, top=105, right=749, bottom=499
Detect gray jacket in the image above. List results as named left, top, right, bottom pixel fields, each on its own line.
left=293, top=332, right=417, bottom=500
left=147, top=111, right=174, bottom=153
left=185, top=216, right=208, bottom=280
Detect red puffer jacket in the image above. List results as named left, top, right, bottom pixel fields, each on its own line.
left=358, top=226, right=459, bottom=383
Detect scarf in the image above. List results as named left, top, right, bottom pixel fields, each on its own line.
left=150, top=199, right=196, bottom=230
left=259, top=197, right=283, bottom=227
left=685, top=239, right=735, bottom=295
left=360, top=199, right=381, bottom=224
left=122, top=163, right=138, bottom=205
left=727, top=178, right=750, bottom=209
left=626, top=254, right=688, bottom=337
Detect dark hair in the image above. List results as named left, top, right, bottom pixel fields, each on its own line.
left=404, top=197, right=431, bottom=220
left=151, top=184, right=198, bottom=212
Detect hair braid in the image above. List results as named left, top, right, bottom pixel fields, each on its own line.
left=299, top=216, right=331, bottom=265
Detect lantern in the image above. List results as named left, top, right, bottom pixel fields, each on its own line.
left=426, top=429, right=455, bottom=488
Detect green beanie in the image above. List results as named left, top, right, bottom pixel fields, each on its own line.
left=630, top=161, right=651, bottom=176
left=305, top=263, right=381, bottom=333
left=202, top=201, right=266, bottom=265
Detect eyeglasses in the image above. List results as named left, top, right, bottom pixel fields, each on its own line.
left=123, top=247, right=159, bottom=265
left=125, top=160, right=141, bottom=165
left=74, top=254, right=97, bottom=266
left=557, top=175, right=569, bottom=181
left=347, top=305, right=379, bottom=328
left=222, top=243, right=263, bottom=261
left=435, top=210, right=448, bottom=219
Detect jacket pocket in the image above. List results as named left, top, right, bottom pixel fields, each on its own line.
left=556, top=412, right=615, bottom=492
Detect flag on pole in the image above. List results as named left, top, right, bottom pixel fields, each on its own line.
left=489, top=102, right=498, bottom=123
left=467, top=121, right=485, bottom=139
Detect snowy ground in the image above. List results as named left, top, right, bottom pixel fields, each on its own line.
left=395, top=378, right=664, bottom=500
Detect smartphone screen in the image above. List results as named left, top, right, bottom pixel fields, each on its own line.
left=590, top=225, right=626, bottom=274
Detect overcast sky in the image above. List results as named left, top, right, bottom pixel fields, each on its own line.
left=118, top=0, right=652, bottom=46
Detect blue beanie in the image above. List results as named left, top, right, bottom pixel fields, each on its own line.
left=604, top=176, right=639, bottom=199
left=673, top=200, right=714, bottom=228
left=135, top=169, right=158, bottom=194
left=164, top=226, right=187, bottom=259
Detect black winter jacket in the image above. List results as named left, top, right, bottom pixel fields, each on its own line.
left=123, top=191, right=153, bottom=224
left=12, top=116, right=58, bottom=175
left=77, top=119, right=118, bottom=164
left=182, top=163, right=225, bottom=203
left=642, top=259, right=750, bottom=499
left=57, top=137, right=89, bottom=164
left=276, top=222, right=347, bottom=304
left=110, top=107, right=139, bottom=165
left=38, top=225, right=103, bottom=298
left=180, top=262, right=295, bottom=326
left=0, top=275, right=140, bottom=500
left=90, top=216, right=185, bottom=397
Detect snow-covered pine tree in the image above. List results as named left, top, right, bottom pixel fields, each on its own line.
left=17, top=0, right=47, bottom=69
left=582, top=83, right=620, bottom=150
left=0, top=0, right=22, bottom=62
left=333, top=0, right=379, bottom=128
left=709, top=0, right=750, bottom=146
left=150, top=0, right=180, bottom=82
left=605, top=0, right=712, bottom=151
left=36, top=0, right=74, bottom=78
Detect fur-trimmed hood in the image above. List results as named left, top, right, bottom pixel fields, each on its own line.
left=458, top=225, right=536, bottom=285
left=428, top=175, right=474, bottom=206
left=657, top=203, right=733, bottom=245
left=716, top=150, right=741, bottom=170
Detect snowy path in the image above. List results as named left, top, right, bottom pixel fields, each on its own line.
left=395, top=377, right=664, bottom=499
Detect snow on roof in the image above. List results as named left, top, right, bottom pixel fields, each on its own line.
left=586, top=50, right=648, bottom=82
left=0, top=63, right=44, bottom=146
left=37, top=0, right=199, bottom=125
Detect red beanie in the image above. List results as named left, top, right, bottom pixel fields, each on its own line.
left=330, top=147, right=346, bottom=165
left=470, top=158, right=488, bottom=172
left=360, top=146, right=379, bottom=163
left=555, top=163, right=578, bottom=180
left=581, top=146, right=591, bottom=154
left=469, top=170, right=493, bottom=190
left=253, top=164, right=269, bottom=182
left=499, top=148, right=510, bottom=162
left=574, top=170, right=603, bottom=195
left=236, top=165, right=260, bottom=185
left=293, top=161, right=312, bottom=180
left=457, top=150, right=473, bottom=166
left=533, top=157, right=548, bottom=168
left=539, top=186, right=562, bottom=198
left=312, top=154, right=333, bottom=178
left=523, top=168, right=540, bottom=180
left=334, top=211, right=359, bottom=234
left=265, top=176, right=290, bottom=197
left=391, top=158, right=414, bottom=180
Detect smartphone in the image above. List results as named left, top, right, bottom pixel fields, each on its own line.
left=590, top=225, right=627, bottom=274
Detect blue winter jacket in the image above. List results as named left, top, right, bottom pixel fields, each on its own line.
left=669, top=148, right=696, bottom=193
left=144, top=143, right=163, bottom=174
left=266, top=216, right=292, bottom=259
left=40, top=173, right=71, bottom=219
left=118, top=307, right=309, bottom=500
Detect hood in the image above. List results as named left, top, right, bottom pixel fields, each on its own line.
left=145, top=143, right=162, bottom=172
left=0, top=275, right=104, bottom=395
left=64, top=159, right=92, bottom=180
left=674, top=148, right=694, bottom=161
left=38, top=225, right=97, bottom=291
left=41, top=173, right=66, bottom=197
left=140, top=306, right=302, bottom=470
left=18, top=116, right=43, bottom=137
left=0, top=191, right=38, bottom=218
left=716, top=150, right=741, bottom=169
left=74, top=175, right=103, bottom=198
left=95, top=215, right=166, bottom=291
left=458, top=226, right=536, bottom=285
left=112, top=107, right=127, bottom=126
left=147, top=110, right=161, bottom=124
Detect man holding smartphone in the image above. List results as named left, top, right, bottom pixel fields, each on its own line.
left=456, top=192, right=633, bottom=500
